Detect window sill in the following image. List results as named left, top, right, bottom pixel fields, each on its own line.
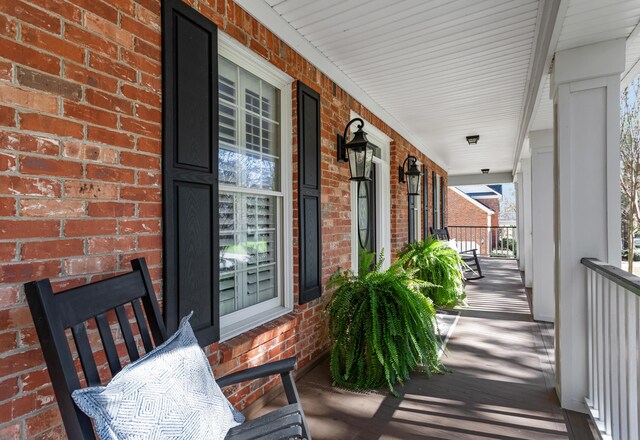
left=218, top=310, right=298, bottom=364
left=219, top=305, right=293, bottom=343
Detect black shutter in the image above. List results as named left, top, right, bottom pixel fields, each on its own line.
left=162, top=0, right=219, bottom=345
left=441, top=175, right=446, bottom=227
left=408, top=195, right=415, bottom=243
left=297, top=81, right=322, bottom=305
left=423, top=169, right=429, bottom=238
left=432, top=171, right=438, bottom=228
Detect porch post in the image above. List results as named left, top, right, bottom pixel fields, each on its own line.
left=530, top=129, right=554, bottom=322
left=515, top=174, right=525, bottom=271
left=521, top=158, right=533, bottom=288
left=551, top=39, right=625, bottom=412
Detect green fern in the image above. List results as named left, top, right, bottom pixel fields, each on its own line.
left=326, top=251, right=442, bottom=395
left=398, top=236, right=467, bottom=308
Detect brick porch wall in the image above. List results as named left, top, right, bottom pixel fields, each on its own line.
left=0, top=0, right=447, bottom=438
left=478, top=197, right=500, bottom=227
left=447, top=188, right=490, bottom=228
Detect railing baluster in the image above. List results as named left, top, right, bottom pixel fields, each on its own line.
left=610, top=282, right=619, bottom=438
left=596, top=273, right=604, bottom=419
left=604, top=275, right=612, bottom=434
left=591, top=272, right=602, bottom=409
left=631, top=294, right=639, bottom=439
left=618, top=284, right=628, bottom=440
left=587, top=271, right=595, bottom=405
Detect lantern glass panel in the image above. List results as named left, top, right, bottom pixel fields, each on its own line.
left=364, top=148, right=373, bottom=180
left=347, top=147, right=359, bottom=179
left=407, top=173, right=420, bottom=195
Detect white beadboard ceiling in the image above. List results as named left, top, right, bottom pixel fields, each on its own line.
left=251, top=0, right=640, bottom=177
left=530, top=0, right=640, bottom=134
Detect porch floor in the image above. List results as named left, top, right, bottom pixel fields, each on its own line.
left=253, top=258, right=594, bottom=439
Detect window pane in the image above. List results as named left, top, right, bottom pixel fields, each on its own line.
left=218, top=56, right=281, bottom=192
left=219, top=192, right=279, bottom=316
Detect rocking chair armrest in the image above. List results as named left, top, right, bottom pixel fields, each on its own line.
left=217, top=357, right=298, bottom=388
left=459, top=249, right=478, bottom=255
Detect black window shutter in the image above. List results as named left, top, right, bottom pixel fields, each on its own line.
left=441, top=175, right=446, bottom=227
left=423, top=169, right=429, bottom=238
left=162, top=0, right=219, bottom=346
left=432, top=171, right=438, bottom=228
left=297, top=81, right=322, bottom=305
left=408, top=195, right=415, bottom=243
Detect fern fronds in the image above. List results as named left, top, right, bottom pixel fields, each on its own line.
left=398, top=236, right=467, bottom=308
left=326, top=252, right=442, bottom=395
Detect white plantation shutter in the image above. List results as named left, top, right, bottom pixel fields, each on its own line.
left=217, top=56, right=282, bottom=320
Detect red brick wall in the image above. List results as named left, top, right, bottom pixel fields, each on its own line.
left=478, top=198, right=500, bottom=227
left=447, top=189, right=490, bottom=228
left=0, top=1, right=447, bottom=438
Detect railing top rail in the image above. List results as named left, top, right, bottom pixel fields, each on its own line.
left=581, top=257, right=640, bottom=297
left=448, top=225, right=517, bottom=228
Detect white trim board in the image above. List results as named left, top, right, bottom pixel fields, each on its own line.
left=622, top=18, right=640, bottom=89
left=233, top=0, right=447, bottom=171
left=512, top=0, right=568, bottom=175
left=448, top=172, right=514, bottom=186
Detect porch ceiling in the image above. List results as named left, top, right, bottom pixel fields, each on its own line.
left=243, top=0, right=640, bottom=178
left=262, top=0, right=541, bottom=177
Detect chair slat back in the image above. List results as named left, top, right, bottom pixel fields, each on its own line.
left=114, top=304, right=140, bottom=362
left=25, top=258, right=168, bottom=440
left=95, top=313, right=122, bottom=376
left=430, top=227, right=451, bottom=241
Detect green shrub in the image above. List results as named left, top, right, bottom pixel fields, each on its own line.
left=621, top=249, right=640, bottom=261
left=326, top=252, right=442, bottom=395
left=398, top=237, right=466, bottom=308
left=499, top=237, right=517, bottom=253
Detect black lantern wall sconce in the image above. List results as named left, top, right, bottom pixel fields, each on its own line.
left=399, top=155, right=423, bottom=195
left=336, top=118, right=374, bottom=181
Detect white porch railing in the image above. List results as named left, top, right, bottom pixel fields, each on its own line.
left=582, top=258, right=640, bottom=440
left=447, top=226, right=518, bottom=259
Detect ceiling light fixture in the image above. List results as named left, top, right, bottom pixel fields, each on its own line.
left=466, top=135, right=480, bottom=145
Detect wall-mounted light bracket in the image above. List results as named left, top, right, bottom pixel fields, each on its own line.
left=336, top=133, right=347, bottom=162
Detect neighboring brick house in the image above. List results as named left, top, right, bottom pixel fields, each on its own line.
left=0, top=0, right=447, bottom=438
left=447, top=185, right=501, bottom=255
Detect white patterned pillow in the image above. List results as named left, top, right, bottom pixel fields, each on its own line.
left=72, top=313, right=242, bottom=440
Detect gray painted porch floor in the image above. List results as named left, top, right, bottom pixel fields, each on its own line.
left=252, top=258, right=595, bottom=439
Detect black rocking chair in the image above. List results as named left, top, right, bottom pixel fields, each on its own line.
left=430, top=227, right=484, bottom=280
left=25, top=258, right=311, bottom=440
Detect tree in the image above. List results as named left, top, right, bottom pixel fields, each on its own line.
left=621, top=75, right=640, bottom=273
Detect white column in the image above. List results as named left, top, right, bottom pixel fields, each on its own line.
left=552, top=39, right=625, bottom=412
left=530, top=129, right=554, bottom=323
left=515, top=174, right=525, bottom=271
left=521, top=158, right=533, bottom=288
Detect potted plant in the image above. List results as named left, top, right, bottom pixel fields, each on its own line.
left=398, top=236, right=466, bottom=308
left=326, top=251, right=442, bottom=395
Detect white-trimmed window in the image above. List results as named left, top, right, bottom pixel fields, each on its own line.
left=217, top=35, right=293, bottom=341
